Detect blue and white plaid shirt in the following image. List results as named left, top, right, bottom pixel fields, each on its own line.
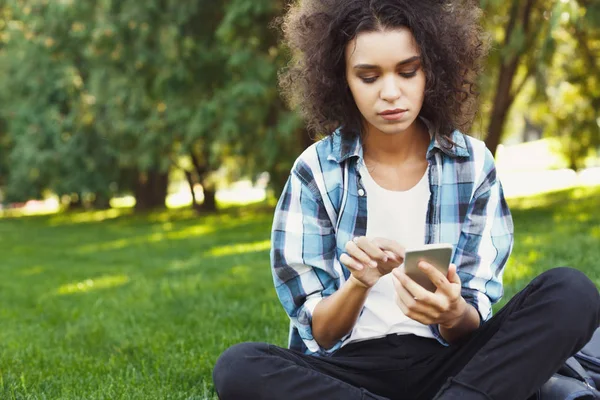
left=270, top=129, right=514, bottom=355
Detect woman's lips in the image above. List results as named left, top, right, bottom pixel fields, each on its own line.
left=379, top=110, right=407, bottom=121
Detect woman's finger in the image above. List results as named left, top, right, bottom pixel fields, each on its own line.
left=392, top=272, right=420, bottom=311
left=447, top=264, right=461, bottom=285
left=345, top=240, right=377, bottom=268
left=372, top=238, right=406, bottom=262
left=353, top=236, right=388, bottom=262
left=340, top=253, right=365, bottom=271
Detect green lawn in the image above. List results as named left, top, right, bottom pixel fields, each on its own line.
left=1, top=187, right=599, bottom=399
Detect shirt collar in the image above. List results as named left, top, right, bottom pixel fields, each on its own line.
left=327, top=128, right=363, bottom=163
left=426, top=129, right=470, bottom=159
left=326, top=125, right=470, bottom=164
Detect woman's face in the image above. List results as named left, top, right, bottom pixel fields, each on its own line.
left=345, top=27, right=426, bottom=137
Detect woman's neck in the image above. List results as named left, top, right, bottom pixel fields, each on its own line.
left=362, top=119, right=430, bottom=167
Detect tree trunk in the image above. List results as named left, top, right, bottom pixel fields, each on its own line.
left=92, top=192, right=111, bottom=210
left=568, top=157, right=578, bottom=172
left=183, top=169, right=202, bottom=212
left=190, top=150, right=219, bottom=212
left=69, top=193, right=84, bottom=210
left=134, top=170, right=168, bottom=211
left=485, top=61, right=519, bottom=155
left=201, top=185, right=217, bottom=212
left=485, top=0, right=537, bottom=156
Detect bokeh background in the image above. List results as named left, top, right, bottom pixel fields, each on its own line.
left=0, top=1, right=598, bottom=399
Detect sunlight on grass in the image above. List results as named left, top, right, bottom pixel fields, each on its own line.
left=48, top=209, right=129, bottom=225
left=208, top=240, right=271, bottom=257
left=502, top=260, right=534, bottom=286
left=521, top=234, right=541, bottom=247
left=213, top=265, right=254, bottom=288
left=109, top=196, right=136, bottom=209
left=20, top=266, right=45, bottom=276
left=230, top=265, right=252, bottom=278
left=76, top=238, right=134, bottom=253
left=165, top=224, right=216, bottom=240
left=75, top=225, right=215, bottom=254
left=110, top=186, right=267, bottom=211
left=554, top=212, right=591, bottom=224
left=57, top=275, right=130, bottom=295
left=507, top=186, right=599, bottom=209
left=169, top=259, right=198, bottom=272
left=526, top=250, right=541, bottom=264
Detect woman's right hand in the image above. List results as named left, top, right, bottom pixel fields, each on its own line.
left=340, top=237, right=405, bottom=288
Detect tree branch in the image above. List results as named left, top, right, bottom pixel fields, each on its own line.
left=504, top=1, right=521, bottom=47
left=572, top=24, right=599, bottom=78
left=510, top=0, right=546, bottom=99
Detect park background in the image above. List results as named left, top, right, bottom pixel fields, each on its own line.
left=0, top=0, right=598, bottom=399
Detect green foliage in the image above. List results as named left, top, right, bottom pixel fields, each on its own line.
left=479, top=0, right=599, bottom=163
left=0, top=1, right=124, bottom=203
left=0, top=0, right=304, bottom=207
left=0, top=0, right=596, bottom=206
left=525, top=0, right=600, bottom=169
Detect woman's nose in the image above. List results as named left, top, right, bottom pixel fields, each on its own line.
left=380, top=75, right=401, bottom=102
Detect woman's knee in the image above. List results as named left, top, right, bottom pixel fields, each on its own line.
left=213, top=342, right=269, bottom=399
left=537, top=267, right=600, bottom=326
left=538, top=267, right=597, bottom=296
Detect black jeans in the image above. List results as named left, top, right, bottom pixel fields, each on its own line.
left=213, top=268, right=600, bottom=400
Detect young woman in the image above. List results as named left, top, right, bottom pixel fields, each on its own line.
left=213, top=1, right=600, bottom=399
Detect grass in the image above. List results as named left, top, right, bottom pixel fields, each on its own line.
left=0, top=187, right=599, bottom=399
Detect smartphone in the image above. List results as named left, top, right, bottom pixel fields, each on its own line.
left=403, top=243, right=453, bottom=292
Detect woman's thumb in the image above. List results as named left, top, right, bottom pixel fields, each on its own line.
left=448, top=264, right=461, bottom=284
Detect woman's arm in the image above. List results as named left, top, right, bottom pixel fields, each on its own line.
left=452, top=148, right=514, bottom=326
left=439, top=301, right=481, bottom=343
left=391, top=147, right=513, bottom=344
left=312, top=276, right=371, bottom=350
left=272, top=160, right=406, bottom=352
left=313, top=237, right=406, bottom=349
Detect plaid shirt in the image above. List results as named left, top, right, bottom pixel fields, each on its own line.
left=270, top=130, right=514, bottom=355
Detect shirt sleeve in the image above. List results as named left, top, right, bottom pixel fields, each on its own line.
left=270, top=166, right=341, bottom=354
left=432, top=148, right=514, bottom=344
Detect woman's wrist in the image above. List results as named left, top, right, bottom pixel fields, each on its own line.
left=439, top=297, right=469, bottom=330
left=439, top=301, right=481, bottom=343
left=348, top=274, right=373, bottom=290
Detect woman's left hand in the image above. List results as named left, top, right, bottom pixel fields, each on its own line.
left=391, top=262, right=468, bottom=329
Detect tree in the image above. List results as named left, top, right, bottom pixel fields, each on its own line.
left=0, top=0, right=311, bottom=211
left=526, top=0, right=600, bottom=169
left=0, top=0, right=122, bottom=206
left=479, top=0, right=559, bottom=155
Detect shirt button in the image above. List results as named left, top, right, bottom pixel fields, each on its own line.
left=358, top=189, right=365, bottom=196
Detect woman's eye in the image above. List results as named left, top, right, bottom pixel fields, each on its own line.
left=400, top=70, right=418, bottom=78
left=360, top=76, right=378, bottom=84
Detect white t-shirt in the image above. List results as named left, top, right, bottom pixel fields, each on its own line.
left=343, top=162, right=434, bottom=346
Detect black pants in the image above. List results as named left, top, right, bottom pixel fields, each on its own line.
left=213, top=268, right=600, bottom=400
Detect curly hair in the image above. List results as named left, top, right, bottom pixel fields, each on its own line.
left=278, top=0, right=490, bottom=140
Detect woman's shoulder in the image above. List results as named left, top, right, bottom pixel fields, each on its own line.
left=455, top=132, right=490, bottom=160
left=451, top=132, right=500, bottom=191
left=291, top=132, right=354, bottom=173
left=452, top=131, right=497, bottom=171
left=286, top=134, right=339, bottom=188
